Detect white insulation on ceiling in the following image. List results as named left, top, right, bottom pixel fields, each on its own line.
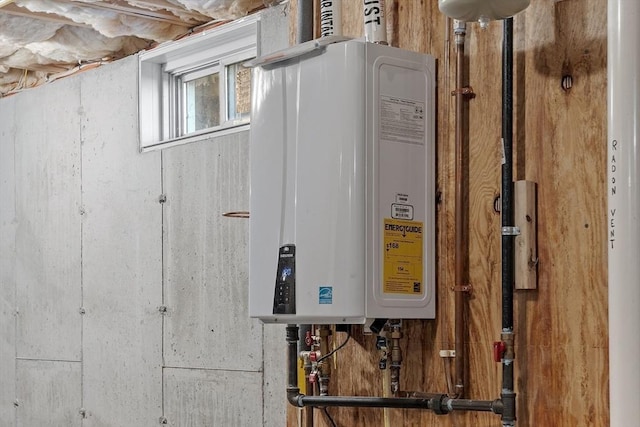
left=0, top=0, right=269, bottom=95
left=15, top=0, right=191, bottom=39
left=172, top=0, right=265, bottom=19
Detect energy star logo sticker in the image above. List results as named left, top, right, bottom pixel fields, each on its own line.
left=319, top=286, right=333, bottom=304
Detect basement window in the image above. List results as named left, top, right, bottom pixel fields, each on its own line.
left=139, top=15, right=259, bottom=151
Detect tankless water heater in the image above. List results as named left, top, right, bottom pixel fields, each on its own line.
left=248, top=37, right=436, bottom=324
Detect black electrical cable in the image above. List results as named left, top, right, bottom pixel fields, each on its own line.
left=316, top=329, right=351, bottom=364
left=322, top=407, right=338, bottom=427
left=316, top=329, right=350, bottom=427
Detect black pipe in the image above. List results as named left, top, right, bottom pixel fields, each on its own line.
left=501, top=17, right=516, bottom=427
left=286, top=325, right=301, bottom=395
left=501, top=18, right=514, bottom=330
left=287, top=392, right=503, bottom=415
left=501, top=18, right=515, bottom=315
left=290, top=395, right=443, bottom=410
left=397, top=391, right=500, bottom=412
left=448, top=398, right=503, bottom=413
left=284, top=324, right=503, bottom=416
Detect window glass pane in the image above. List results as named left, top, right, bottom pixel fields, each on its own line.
left=185, top=72, right=220, bottom=133
left=227, top=62, right=251, bottom=122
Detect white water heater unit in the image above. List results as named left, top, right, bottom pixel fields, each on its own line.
left=248, top=37, right=436, bottom=324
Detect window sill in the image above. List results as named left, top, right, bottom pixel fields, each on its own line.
left=140, top=122, right=250, bottom=153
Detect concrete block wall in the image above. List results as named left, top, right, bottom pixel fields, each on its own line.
left=0, top=5, right=288, bottom=426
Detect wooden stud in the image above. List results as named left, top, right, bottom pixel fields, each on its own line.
left=514, top=180, right=537, bottom=290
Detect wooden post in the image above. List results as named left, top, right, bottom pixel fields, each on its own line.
left=514, top=180, right=537, bottom=290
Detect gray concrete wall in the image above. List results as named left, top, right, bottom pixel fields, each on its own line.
left=0, top=4, right=288, bottom=426
left=0, top=90, right=17, bottom=425
left=80, top=57, right=164, bottom=427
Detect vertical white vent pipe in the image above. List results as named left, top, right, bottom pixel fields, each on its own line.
left=321, top=0, right=342, bottom=37
left=363, top=0, right=387, bottom=44
left=608, top=0, right=640, bottom=425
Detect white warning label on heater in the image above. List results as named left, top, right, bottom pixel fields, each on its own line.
left=380, top=96, right=425, bottom=145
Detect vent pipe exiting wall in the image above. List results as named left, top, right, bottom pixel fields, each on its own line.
left=321, top=0, right=342, bottom=37
left=363, top=0, right=387, bottom=44
left=608, top=1, right=640, bottom=425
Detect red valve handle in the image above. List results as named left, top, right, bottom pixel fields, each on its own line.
left=493, top=341, right=506, bottom=363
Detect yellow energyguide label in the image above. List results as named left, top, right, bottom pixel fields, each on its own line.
left=383, top=218, right=424, bottom=294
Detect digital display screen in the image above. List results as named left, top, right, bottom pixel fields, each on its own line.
left=281, top=267, right=292, bottom=281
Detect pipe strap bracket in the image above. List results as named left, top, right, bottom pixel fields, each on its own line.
left=452, top=284, right=473, bottom=294
left=451, top=86, right=476, bottom=99
left=501, top=226, right=520, bottom=236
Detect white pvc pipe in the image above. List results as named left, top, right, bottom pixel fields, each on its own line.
left=363, top=0, right=387, bottom=44
left=320, top=0, right=343, bottom=37
left=608, top=1, right=640, bottom=425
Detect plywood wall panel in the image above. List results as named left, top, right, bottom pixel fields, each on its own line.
left=286, top=0, right=608, bottom=425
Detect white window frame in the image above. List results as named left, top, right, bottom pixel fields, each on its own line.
left=139, top=14, right=260, bottom=151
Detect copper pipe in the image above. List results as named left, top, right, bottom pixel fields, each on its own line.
left=453, top=20, right=468, bottom=399
left=304, top=360, right=314, bottom=427
left=318, top=325, right=331, bottom=396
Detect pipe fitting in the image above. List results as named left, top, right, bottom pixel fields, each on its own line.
left=286, top=325, right=299, bottom=343
left=389, top=321, right=403, bottom=396
left=453, top=19, right=467, bottom=36
left=501, top=331, right=515, bottom=361
left=301, top=350, right=320, bottom=363
left=319, top=374, right=330, bottom=396
left=500, top=390, right=516, bottom=424
left=287, top=387, right=304, bottom=407
left=390, top=366, right=400, bottom=395
left=454, top=20, right=467, bottom=45
left=491, top=399, right=505, bottom=415
left=432, top=394, right=450, bottom=415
